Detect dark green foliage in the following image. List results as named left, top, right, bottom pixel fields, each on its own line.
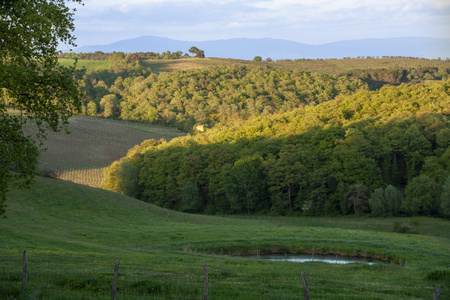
left=440, top=176, right=450, bottom=218
left=346, top=184, right=370, bottom=216
left=188, top=46, right=205, bottom=58
left=268, top=146, right=304, bottom=212
left=384, top=185, right=403, bottom=215
left=403, top=175, right=440, bottom=215
left=117, top=161, right=140, bottom=198
left=369, top=185, right=402, bottom=216
left=0, top=0, right=83, bottom=215
left=104, top=73, right=449, bottom=216
left=221, top=156, right=269, bottom=214
left=368, top=188, right=386, bottom=216
left=181, top=181, right=201, bottom=212
left=59, top=51, right=188, bottom=60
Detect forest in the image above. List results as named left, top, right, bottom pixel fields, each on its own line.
left=72, top=52, right=448, bottom=131
left=66, top=53, right=450, bottom=217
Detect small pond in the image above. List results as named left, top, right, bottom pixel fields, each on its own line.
left=250, top=254, right=375, bottom=265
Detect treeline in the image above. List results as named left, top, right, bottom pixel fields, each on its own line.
left=76, top=61, right=448, bottom=131
left=102, top=79, right=450, bottom=217
left=58, top=50, right=190, bottom=61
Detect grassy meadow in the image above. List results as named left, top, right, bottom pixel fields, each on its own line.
left=141, top=57, right=450, bottom=75
left=24, top=116, right=185, bottom=187
left=58, top=59, right=110, bottom=69
left=1, top=177, right=449, bottom=299
left=59, top=56, right=450, bottom=75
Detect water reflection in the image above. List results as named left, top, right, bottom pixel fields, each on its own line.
left=257, top=254, right=374, bottom=265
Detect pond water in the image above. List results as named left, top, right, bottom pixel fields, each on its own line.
left=252, top=254, right=375, bottom=265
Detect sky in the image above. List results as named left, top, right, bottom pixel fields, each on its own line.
left=68, top=0, right=450, bottom=49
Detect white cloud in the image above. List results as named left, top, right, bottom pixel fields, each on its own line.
left=70, top=0, right=450, bottom=47
left=225, top=21, right=267, bottom=29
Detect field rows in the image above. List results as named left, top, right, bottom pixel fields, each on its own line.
left=23, top=116, right=185, bottom=187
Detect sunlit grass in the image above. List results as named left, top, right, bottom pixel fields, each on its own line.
left=58, top=58, right=109, bottom=69
left=141, top=57, right=450, bottom=75
left=1, top=177, right=448, bottom=299
left=23, top=116, right=186, bottom=187
left=142, top=57, right=232, bottom=73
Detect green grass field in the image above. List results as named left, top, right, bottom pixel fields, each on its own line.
left=58, top=59, right=110, bottom=69
left=1, top=177, right=449, bottom=299
left=62, top=56, right=450, bottom=75
left=24, top=116, right=185, bottom=187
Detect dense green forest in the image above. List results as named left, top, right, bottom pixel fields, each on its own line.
left=70, top=52, right=449, bottom=131
left=96, top=58, right=450, bottom=216
left=53, top=53, right=450, bottom=217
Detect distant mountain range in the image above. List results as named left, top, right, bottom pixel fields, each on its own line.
left=74, top=36, right=450, bottom=60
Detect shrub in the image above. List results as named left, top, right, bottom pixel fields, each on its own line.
left=392, top=220, right=420, bottom=234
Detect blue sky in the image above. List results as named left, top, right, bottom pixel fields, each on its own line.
left=69, top=0, right=450, bottom=48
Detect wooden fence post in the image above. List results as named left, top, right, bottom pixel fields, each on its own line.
left=301, top=271, right=309, bottom=300
left=112, top=258, right=120, bottom=300
left=434, top=285, right=441, bottom=300
left=22, top=250, right=27, bottom=291
left=203, top=263, right=208, bottom=300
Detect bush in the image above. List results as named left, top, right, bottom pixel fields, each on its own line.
left=392, top=220, right=420, bottom=234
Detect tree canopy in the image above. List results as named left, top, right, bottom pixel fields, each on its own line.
left=0, top=0, right=83, bottom=215
left=102, top=77, right=450, bottom=217
left=188, top=46, right=205, bottom=58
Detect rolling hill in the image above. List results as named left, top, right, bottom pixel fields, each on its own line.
left=23, top=116, right=186, bottom=187
left=1, top=176, right=449, bottom=299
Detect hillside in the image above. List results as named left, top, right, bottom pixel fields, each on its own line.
left=24, top=116, right=185, bottom=187
left=103, top=78, right=450, bottom=216
left=73, top=57, right=449, bottom=131
left=46, top=56, right=450, bottom=217
left=1, top=176, right=449, bottom=299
